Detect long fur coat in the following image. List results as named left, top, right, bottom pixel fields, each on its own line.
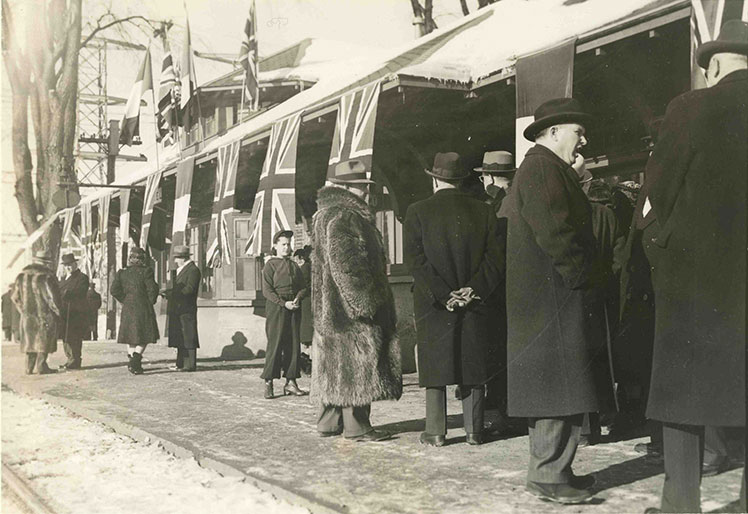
left=310, top=186, right=402, bottom=407
left=12, top=264, right=61, bottom=353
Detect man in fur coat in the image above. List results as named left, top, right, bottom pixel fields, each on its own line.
left=59, top=253, right=90, bottom=370
left=311, top=159, right=402, bottom=442
left=12, top=251, right=62, bottom=374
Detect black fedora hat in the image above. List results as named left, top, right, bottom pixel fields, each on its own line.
left=473, top=151, right=516, bottom=174
left=696, top=19, right=748, bottom=69
left=60, top=253, right=77, bottom=265
left=523, top=98, right=593, bottom=142
left=425, top=152, right=470, bottom=180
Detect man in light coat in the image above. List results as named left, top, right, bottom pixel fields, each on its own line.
left=311, top=159, right=402, bottom=442
left=503, top=98, right=612, bottom=504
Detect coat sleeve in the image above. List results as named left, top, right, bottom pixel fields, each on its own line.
left=292, top=263, right=308, bottom=303
left=110, top=270, right=124, bottom=303
left=262, top=261, right=285, bottom=306
left=403, top=207, right=453, bottom=305
left=326, top=212, right=383, bottom=318
left=518, top=160, right=595, bottom=290
left=646, top=95, right=693, bottom=242
left=465, top=211, right=505, bottom=300
left=143, top=267, right=159, bottom=305
left=42, top=275, right=62, bottom=318
left=177, top=266, right=201, bottom=297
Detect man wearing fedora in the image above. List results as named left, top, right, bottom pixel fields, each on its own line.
left=474, top=150, right=516, bottom=217
left=12, top=251, right=62, bottom=374
left=311, top=159, right=401, bottom=442
left=59, top=253, right=90, bottom=370
left=164, top=245, right=201, bottom=371
left=639, top=19, right=747, bottom=514
left=404, top=152, right=504, bottom=447
left=503, top=98, right=612, bottom=503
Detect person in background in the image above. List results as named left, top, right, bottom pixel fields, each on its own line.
left=261, top=230, right=308, bottom=399
left=641, top=20, right=747, bottom=514
left=311, top=159, right=402, bottom=442
left=110, top=247, right=159, bottom=375
left=59, top=253, right=90, bottom=370
left=293, top=246, right=314, bottom=348
left=2, top=287, right=13, bottom=341
left=404, top=152, right=504, bottom=447
left=86, top=282, right=102, bottom=341
left=11, top=251, right=61, bottom=374
left=163, top=245, right=201, bottom=372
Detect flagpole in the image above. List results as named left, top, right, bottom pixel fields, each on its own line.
left=239, top=73, right=246, bottom=122
left=148, top=41, right=161, bottom=173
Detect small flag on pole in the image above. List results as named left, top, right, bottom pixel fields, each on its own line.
left=238, top=0, right=260, bottom=111
left=120, top=49, right=154, bottom=146
left=180, top=8, right=198, bottom=129
left=157, top=37, right=179, bottom=144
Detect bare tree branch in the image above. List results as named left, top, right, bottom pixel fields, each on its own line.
left=81, top=14, right=154, bottom=48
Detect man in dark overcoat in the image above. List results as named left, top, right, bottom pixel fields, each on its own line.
left=164, top=245, right=201, bottom=371
left=641, top=20, right=747, bottom=514
left=59, top=253, right=90, bottom=370
left=12, top=251, right=61, bottom=374
left=503, top=98, right=612, bottom=504
left=404, top=152, right=504, bottom=447
left=86, top=282, right=102, bottom=341
left=311, top=159, right=402, bottom=442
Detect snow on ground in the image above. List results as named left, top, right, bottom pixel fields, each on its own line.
left=1, top=390, right=308, bottom=514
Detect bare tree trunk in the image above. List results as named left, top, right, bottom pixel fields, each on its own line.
left=459, top=0, right=470, bottom=16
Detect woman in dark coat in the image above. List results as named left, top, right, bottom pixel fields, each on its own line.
left=111, top=247, right=159, bottom=374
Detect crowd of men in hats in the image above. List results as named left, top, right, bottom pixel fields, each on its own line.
left=7, top=19, right=746, bottom=512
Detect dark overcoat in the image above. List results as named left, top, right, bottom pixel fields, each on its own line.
left=166, top=261, right=201, bottom=349
left=59, top=269, right=90, bottom=343
left=298, top=261, right=314, bottom=344
left=311, top=186, right=402, bottom=407
left=403, top=188, right=504, bottom=387
left=12, top=264, right=61, bottom=353
left=87, top=289, right=102, bottom=325
left=644, top=70, right=747, bottom=427
left=111, top=265, right=160, bottom=345
left=504, top=144, right=613, bottom=418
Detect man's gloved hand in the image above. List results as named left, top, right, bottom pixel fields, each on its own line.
left=445, top=287, right=481, bottom=311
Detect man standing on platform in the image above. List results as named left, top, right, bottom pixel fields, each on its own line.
left=503, top=98, right=612, bottom=504
left=404, top=152, right=504, bottom=447
left=311, top=159, right=402, bottom=442
left=86, top=282, right=102, bottom=341
left=164, top=245, right=201, bottom=372
left=12, top=251, right=62, bottom=374
left=641, top=20, right=747, bottom=514
left=59, top=253, right=90, bottom=370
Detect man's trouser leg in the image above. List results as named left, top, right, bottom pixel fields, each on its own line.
left=704, top=426, right=729, bottom=467
left=63, top=338, right=82, bottom=367
left=25, top=353, right=36, bottom=374
left=35, top=352, right=48, bottom=373
left=660, top=422, right=703, bottom=513
left=425, top=387, right=447, bottom=436
left=183, top=349, right=197, bottom=371
left=461, top=385, right=485, bottom=435
left=527, top=415, right=583, bottom=484
left=317, top=405, right=372, bottom=438
left=176, top=348, right=185, bottom=369
left=282, top=311, right=301, bottom=379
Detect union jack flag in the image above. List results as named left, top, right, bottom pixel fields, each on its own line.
left=691, top=0, right=748, bottom=89
left=157, top=36, right=179, bottom=145
left=140, top=171, right=163, bottom=249
left=206, top=141, right=241, bottom=267
left=244, top=113, right=301, bottom=256
left=238, top=0, right=259, bottom=111
left=327, top=81, right=382, bottom=178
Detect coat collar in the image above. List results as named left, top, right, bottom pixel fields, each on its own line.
left=716, top=68, right=748, bottom=87
left=525, top=144, right=583, bottom=187
left=316, top=185, right=374, bottom=224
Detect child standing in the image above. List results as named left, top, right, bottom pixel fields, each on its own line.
left=261, top=230, right=308, bottom=399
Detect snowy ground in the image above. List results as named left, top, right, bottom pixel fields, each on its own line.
left=1, top=389, right=309, bottom=514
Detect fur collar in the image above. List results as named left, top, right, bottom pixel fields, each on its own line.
left=316, top=186, right=373, bottom=223
left=22, top=264, right=54, bottom=275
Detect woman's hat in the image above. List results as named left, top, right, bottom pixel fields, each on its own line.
left=473, top=151, right=516, bottom=174
left=61, top=253, right=77, bottom=265
left=328, top=159, right=374, bottom=184
left=424, top=152, right=470, bottom=180
left=172, top=245, right=190, bottom=258
left=272, top=230, right=294, bottom=244
left=696, top=19, right=748, bottom=69
left=523, top=98, right=593, bottom=142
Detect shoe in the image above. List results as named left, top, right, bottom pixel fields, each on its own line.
left=569, top=474, right=596, bottom=490
left=702, top=457, right=730, bottom=477
left=283, top=381, right=307, bottom=396
left=130, top=353, right=144, bottom=375
left=264, top=381, right=274, bottom=399
left=318, top=429, right=343, bottom=438
left=634, top=442, right=662, bottom=457
left=466, top=432, right=484, bottom=445
left=419, top=432, right=446, bottom=447
left=37, top=363, right=55, bottom=375
left=347, top=430, right=393, bottom=442
left=59, top=362, right=81, bottom=371
left=127, top=355, right=135, bottom=374
left=643, top=508, right=661, bottom=513
left=578, top=434, right=599, bottom=447
left=525, top=481, right=592, bottom=504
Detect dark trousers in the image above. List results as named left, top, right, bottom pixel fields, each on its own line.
left=176, top=348, right=197, bottom=371
left=261, top=302, right=300, bottom=380
left=317, top=404, right=372, bottom=438
left=25, top=353, right=47, bottom=374
left=704, top=426, right=729, bottom=466
left=425, top=385, right=484, bottom=436
left=63, top=338, right=82, bottom=367
left=527, top=415, right=583, bottom=484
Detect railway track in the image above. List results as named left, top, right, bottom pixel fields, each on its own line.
left=2, top=463, right=56, bottom=514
